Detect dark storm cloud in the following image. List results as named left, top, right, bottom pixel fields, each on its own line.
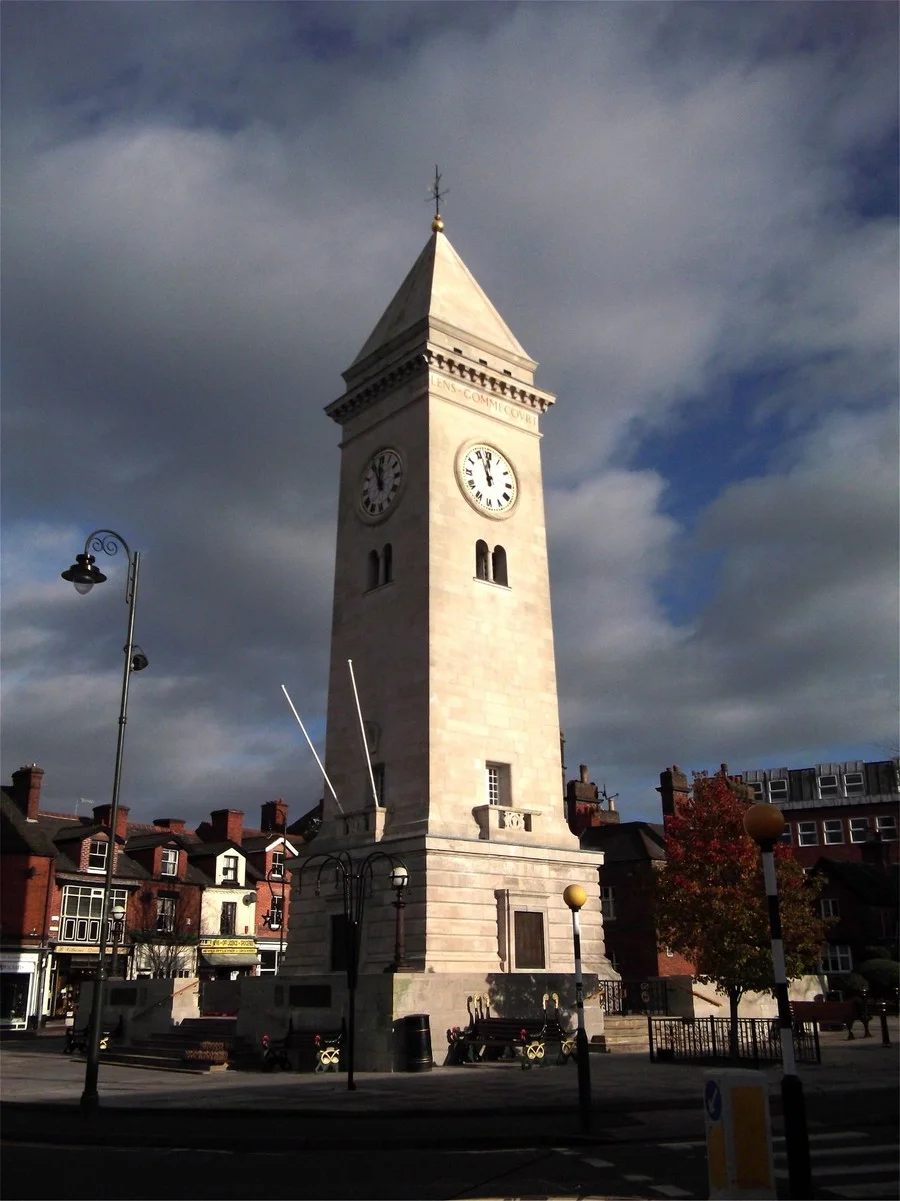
left=2, top=2, right=897, bottom=823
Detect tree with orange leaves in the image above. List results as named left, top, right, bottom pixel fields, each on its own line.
left=654, top=768, right=826, bottom=1056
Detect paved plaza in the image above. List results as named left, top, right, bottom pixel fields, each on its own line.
left=1, top=1022, right=897, bottom=1148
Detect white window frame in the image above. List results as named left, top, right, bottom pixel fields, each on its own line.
left=267, top=894, right=284, bottom=929
left=817, top=773, right=841, bottom=799
left=485, top=762, right=511, bottom=807
left=156, top=896, right=176, bottom=933
left=875, top=815, right=897, bottom=841
left=87, top=838, right=108, bottom=872
left=822, top=944, right=852, bottom=973
left=750, top=781, right=765, bottom=801
left=823, top=819, right=844, bottom=845
left=258, top=949, right=280, bottom=976
left=768, top=779, right=789, bottom=802
left=843, top=771, right=865, bottom=796
left=160, top=848, right=179, bottom=877
left=60, top=885, right=128, bottom=944
left=819, top=898, right=840, bottom=920
left=849, top=817, right=870, bottom=843
left=270, top=850, right=285, bottom=879
left=780, top=824, right=793, bottom=845
left=797, top=821, right=818, bottom=846
left=221, top=855, right=239, bottom=884
left=600, top=886, right=616, bottom=922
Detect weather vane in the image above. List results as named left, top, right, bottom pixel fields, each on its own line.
left=427, top=165, right=447, bottom=232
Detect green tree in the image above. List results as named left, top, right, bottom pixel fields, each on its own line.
left=654, top=769, right=826, bottom=1057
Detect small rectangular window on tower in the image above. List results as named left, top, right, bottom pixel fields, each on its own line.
left=485, top=763, right=511, bottom=807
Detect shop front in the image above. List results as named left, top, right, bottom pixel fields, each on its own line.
left=0, top=952, right=39, bottom=1029
left=198, top=938, right=259, bottom=1015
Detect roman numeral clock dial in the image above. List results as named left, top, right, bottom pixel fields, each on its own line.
left=457, top=443, right=518, bottom=517
left=359, top=448, right=404, bottom=519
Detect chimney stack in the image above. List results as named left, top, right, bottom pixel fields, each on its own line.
left=153, top=818, right=186, bottom=833
left=260, top=800, right=288, bottom=833
left=11, top=764, right=44, bottom=822
left=658, top=765, right=690, bottom=819
left=208, top=809, right=244, bottom=845
left=93, top=803, right=130, bottom=842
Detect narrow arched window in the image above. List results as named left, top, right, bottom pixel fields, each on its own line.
left=382, top=543, right=393, bottom=585
left=367, top=550, right=380, bottom=591
left=492, top=545, right=508, bottom=587
left=475, top=540, right=490, bottom=580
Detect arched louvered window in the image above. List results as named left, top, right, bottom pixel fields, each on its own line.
left=475, top=540, right=490, bottom=580
left=367, top=549, right=380, bottom=591
left=492, top=545, right=508, bottom=587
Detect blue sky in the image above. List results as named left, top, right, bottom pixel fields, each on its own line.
left=2, top=1, right=897, bottom=826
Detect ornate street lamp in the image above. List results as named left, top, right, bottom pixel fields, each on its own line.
left=297, top=850, right=409, bottom=1092
left=743, top=803, right=812, bottom=1200
left=387, top=864, right=409, bottom=973
left=109, top=903, right=127, bottom=979
left=563, top=884, right=592, bottom=1134
left=61, top=529, right=144, bottom=1113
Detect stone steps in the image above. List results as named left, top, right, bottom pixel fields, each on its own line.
left=92, top=1016, right=244, bottom=1073
left=602, top=1016, right=651, bottom=1053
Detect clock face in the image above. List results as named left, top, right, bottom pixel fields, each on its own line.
left=459, top=444, right=518, bottom=516
left=359, top=448, right=403, bottom=518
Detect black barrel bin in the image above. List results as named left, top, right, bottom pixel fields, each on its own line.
left=401, top=1014, right=433, bottom=1072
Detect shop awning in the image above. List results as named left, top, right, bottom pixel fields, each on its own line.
left=201, top=953, right=260, bottom=967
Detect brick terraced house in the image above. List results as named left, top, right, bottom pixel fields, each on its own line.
left=0, top=764, right=318, bottom=1028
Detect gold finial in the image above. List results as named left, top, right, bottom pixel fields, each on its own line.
left=427, top=165, right=447, bottom=233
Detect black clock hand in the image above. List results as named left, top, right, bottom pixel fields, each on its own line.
left=483, top=453, right=493, bottom=487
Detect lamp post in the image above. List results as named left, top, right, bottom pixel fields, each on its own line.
left=109, top=903, right=127, bottom=979
left=297, top=850, right=409, bottom=1091
left=563, top=884, right=592, bottom=1134
left=743, top=803, right=812, bottom=1200
left=265, top=867, right=287, bottom=968
left=61, top=529, right=145, bottom=1113
left=387, top=864, right=409, bottom=973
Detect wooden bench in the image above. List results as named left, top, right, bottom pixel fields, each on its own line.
left=790, top=999, right=871, bottom=1040
left=261, top=1022, right=345, bottom=1072
left=63, top=1015, right=124, bottom=1055
left=447, top=994, right=577, bottom=1068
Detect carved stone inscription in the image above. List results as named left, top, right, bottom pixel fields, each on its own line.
left=429, top=373, right=538, bottom=428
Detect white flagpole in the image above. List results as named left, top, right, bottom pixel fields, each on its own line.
left=280, top=684, right=344, bottom=814
left=347, top=659, right=380, bottom=809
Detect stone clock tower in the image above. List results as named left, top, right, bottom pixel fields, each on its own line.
left=277, top=215, right=615, bottom=1062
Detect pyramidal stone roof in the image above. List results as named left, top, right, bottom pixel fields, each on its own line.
left=349, top=229, right=533, bottom=373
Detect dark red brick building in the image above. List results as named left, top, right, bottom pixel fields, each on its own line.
left=0, top=764, right=320, bottom=1028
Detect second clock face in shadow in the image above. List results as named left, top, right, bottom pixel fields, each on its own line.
left=359, top=448, right=404, bottom=519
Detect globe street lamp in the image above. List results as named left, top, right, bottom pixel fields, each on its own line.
left=743, top=803, right=812, bottom=1200
left=61, top=529, right=145, bottom=1113
left=109, top=903, right=127, bottom=979
left=297, top=850, right=409, bottom=1091
left=563, top=884, right=592, bottom=1133
left=387, top=864, right=409, bottom=973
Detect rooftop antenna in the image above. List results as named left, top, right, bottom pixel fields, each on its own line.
left=426, top=164, right=447, bottom=232
left=280, top=684, right=344, bottom=815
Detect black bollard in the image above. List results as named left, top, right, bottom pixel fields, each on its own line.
left=879, top=1002, right=891, bottom=1048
